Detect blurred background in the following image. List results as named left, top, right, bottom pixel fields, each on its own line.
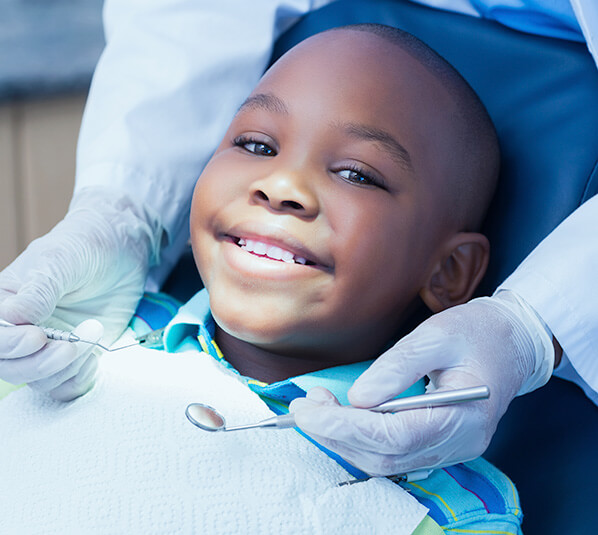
left=0, top=0, right=104, bottom=270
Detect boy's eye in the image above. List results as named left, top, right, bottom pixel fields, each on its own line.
left=245, top=142, right=275, bottom=156
left=234, top=136, right=276, bottom=157
left=337, top=167, right=384, bottom=189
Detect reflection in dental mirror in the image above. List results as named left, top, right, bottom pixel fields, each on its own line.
left=185, top=403, right=226, bottom=431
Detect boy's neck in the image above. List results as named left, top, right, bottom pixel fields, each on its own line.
left=212, top=301, right=430, bottom=383
left=214, top=327, right=359, bottom=383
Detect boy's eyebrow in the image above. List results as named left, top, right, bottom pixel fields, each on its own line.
left=339, top=122, right=413, bottom=171
left=237, top=95, right=412, bottom=170
left=237, top=93, right=289, bottom=115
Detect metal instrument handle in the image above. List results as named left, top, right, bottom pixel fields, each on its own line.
left=370, top=385, right=490, bottom=413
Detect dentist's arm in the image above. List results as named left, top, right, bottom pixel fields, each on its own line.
left=291, top=195, right=597, bottom=475
left=0, top=0, right=332, bottom=400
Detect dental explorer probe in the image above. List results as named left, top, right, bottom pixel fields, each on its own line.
left=0, top=319, right=137, bottom=352
left=185, top=385, right=490, bottom=432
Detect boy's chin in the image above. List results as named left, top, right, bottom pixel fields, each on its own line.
left=208, top=291, right=313, bottom=341
left=211, top=310, right=327, bottom=358
left=213, top=314, right=296, bottom=347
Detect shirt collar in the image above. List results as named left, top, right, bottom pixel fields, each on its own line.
left=163, top=289, right=425, bottom=404
left=163, top=289, right=214, bottom=351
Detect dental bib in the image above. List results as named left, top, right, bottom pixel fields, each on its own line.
left=0, top=340, right=427, bottom=534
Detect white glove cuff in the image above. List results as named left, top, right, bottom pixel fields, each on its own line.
left=492, top=290, right=555, bottom=395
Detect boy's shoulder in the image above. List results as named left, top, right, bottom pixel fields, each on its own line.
left=129, top=291, right=183, bottom=336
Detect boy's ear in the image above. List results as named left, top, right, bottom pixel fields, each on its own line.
left=419, top=232, right=490, bottom=313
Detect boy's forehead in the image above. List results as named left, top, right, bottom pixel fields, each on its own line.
left=258, top=29, right=441, bottom=98
left=248, top=29, right=456, bottom=139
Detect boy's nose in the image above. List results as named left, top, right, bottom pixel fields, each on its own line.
left=250, top=173, right=319, bottom=218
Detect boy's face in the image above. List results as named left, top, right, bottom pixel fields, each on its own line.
left=190, top=30, right=461, bottom=364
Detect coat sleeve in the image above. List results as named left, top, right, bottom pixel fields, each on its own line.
left=499, top=194, right=598, bottom=402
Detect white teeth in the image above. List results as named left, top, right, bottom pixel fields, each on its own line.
left=253, top=241, right=268, bottom=255
left=281, top=250, right=295, bottom=263
left=237, top=238, right=310, bottom=265
left=267, top=245, right=284, bottom=260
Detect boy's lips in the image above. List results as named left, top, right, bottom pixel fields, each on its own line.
left=222, top=224, right=333, bottom=271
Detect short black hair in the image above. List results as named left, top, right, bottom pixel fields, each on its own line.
left=326, top=23, right=500, bottom=231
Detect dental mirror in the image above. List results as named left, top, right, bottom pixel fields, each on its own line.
left=185, top=402, right=297, bottom=432
left=185, top=403, right=227, bottom=431
left=185, top=385, right=490, bottom=433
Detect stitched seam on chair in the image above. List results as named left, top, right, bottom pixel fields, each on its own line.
left=580, top=159, right=598, bottom=203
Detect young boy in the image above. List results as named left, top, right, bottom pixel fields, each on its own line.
left=0, top=25, right=521, bottom=534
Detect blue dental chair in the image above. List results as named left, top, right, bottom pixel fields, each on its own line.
left=163, top=1, right=598, bottom=532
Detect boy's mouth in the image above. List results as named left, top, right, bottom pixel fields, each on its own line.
left=233, top=237, right=316, bottom=266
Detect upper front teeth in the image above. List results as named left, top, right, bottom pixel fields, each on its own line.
left=238, top=238, right=307, bottom=265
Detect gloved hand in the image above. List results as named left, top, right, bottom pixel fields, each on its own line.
left=0, top=319, right=104, bottom=400
left=0, top=187, right=162, bottom=400
left=290, top=291, right=555, bottom=476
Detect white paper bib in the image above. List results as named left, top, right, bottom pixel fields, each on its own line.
left=0, top=342, right=427, bottom=534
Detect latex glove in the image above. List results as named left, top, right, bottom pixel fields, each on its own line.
left=0, top=187, right=162, bottom=399
left=290, top=291, right=555, bottom=476
left=0, top=319, right=104, bottom=400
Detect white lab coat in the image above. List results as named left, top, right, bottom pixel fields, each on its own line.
left=75, top=0, right=598, bottom=401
